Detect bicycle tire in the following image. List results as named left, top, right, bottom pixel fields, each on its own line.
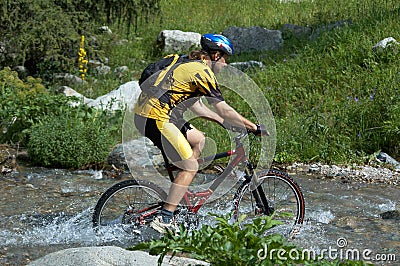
left=233, top=169, right=305, bottom=236
left=92, top=179, right=167, bottom=239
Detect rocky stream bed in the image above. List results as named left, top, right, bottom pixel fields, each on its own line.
left=1, top=144, right=399, bottom=265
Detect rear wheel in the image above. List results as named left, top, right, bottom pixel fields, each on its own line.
left=233, top=169, right=305, bottom=237
left=92, top=179, right=167, bottom=241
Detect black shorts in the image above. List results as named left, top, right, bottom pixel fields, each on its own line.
left=134, top=114, right=193, bottom=162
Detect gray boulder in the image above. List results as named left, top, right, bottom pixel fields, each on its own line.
left=61, top=86, right=92, bottom=106
left=158, top=30, right=201, bottom=53
left=114, top=66, right=130, bottom=77
left=222, top=26, right=283, bottom=54
left=0, top=41, right=5, bottom=54
left=377, top=152, right=400, bottom=170
left=310, top=20, right=352, bottom=40
left=94, top=64, right=111, bottom=75
left=280, top=24, right=312, bottom=38
left=87, top=81, right=140, bottom=110
left=27, top=246, right=209, bottom=266
left=99, top=26, right=112, bottom=34
left=62, top=80, right=141, bottom=111
left=373, top=37, right=399, bottom=51
left=13, top=65, right=30, bottom=79
left=54, top=73, right=87, bottom=85
left=107, top=137, right=163, bottom=170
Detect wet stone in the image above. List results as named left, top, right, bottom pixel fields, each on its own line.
left=380, top=210, right=400, bottom=220
left=333, top=216, right=359, bottom=229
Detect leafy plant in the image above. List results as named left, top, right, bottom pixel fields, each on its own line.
left=0, top=67, right=73, bottom=144
left=131, top=212, right=301, bottom=265
left=27, top=106, right=120, bottom=168
left=130, top=212, right=369, bottom=265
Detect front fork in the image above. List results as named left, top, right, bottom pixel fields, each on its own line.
left=245, top=163, right=274, bottom=216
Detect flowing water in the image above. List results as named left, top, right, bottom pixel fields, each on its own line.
left=0, top=166, right=399, bottom=265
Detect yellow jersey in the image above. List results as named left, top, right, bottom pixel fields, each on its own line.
left=134, top=60, right=224, bottom=122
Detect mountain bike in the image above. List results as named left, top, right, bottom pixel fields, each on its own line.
left=92, top=128, right=305, bottom=240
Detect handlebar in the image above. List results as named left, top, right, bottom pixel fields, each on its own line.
left=231, top=126, right=248, bottom=141
left=231, top=124, right=269, bottom=142
left=221, top=120, right=269, bottom=137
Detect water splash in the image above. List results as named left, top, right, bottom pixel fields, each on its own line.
left=376, top=199, right=396, bottom=212
left=307, top=209, right=335, bottom=224
left=0, top=208, right=138, bottom=248
left=0, top=209, right=98, bottom=247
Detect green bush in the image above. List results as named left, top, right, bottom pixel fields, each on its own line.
left=131, top=213, right=299, bottom=265
left=0, top=0, right=160, bottom=78
left=1, top=1, right=82, bottom=76
left=130, top=213, right=368, bottom=266
left=0, top=67, right=74, bottom=144
left=0, top=66, right=122, bottom=169
left=27, top=107, right=119, bottom=168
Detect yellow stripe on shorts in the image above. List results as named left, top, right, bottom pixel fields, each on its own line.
left=155, top=120, right=193, bottom=161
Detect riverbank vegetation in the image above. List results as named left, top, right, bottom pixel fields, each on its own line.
left=1, top=0, right=399, bottom=168
left=131, top=213, right=369, bottom=265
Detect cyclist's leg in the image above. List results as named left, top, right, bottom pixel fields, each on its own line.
left=164, top=156, right=198, bottom=210
left=135, top=115, right=193, bottom=165
left=155, top=120, right=200, bottom=211
left=185, top=125, right=206, bottom=158
left=134, top=116, right=201, bottom=227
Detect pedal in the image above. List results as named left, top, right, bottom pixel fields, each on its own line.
left=213, top=164, right=225, bottom=174
left=288, top=226, right=301, bottom=239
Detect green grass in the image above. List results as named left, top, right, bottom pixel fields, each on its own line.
left=79, top=0, right=400, bottom=164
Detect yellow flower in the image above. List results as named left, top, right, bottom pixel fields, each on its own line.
left=78, top=35, right=88, bottom=80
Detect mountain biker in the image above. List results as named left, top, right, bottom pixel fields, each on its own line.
left=134, top=33, right=268, bottom=233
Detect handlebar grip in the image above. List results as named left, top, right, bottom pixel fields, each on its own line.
left=221, top=121, right=269, bottom=136
left=231, top=125, right=247, bottom=133
left=252, top=124, right=270, bottom=136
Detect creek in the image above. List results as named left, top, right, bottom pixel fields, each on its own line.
left=0, top=166, right=399, bottom=265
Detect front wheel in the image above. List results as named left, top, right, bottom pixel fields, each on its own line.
left=233, top=169, right=305, bottom=237
left=92, top=179, right=167, bottom=240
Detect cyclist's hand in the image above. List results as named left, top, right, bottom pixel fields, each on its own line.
left=222, top=120, right=249, bottom=133
left=251, top=124, right=270, bottom=136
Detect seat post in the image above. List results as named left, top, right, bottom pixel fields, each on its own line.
left=161, top=152, right=176, bottom=182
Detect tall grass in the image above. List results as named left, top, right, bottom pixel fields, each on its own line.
left=94, top=0, right=400, bottom=164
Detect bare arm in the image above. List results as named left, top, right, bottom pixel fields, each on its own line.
left=189, top=99, right=224, bottom=124
left=190, top=99, right=260, bottom=133
left=212, top=101, right=257, bottom=131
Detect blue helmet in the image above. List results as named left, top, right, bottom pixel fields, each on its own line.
left=201, top=33, right=234, bottom=56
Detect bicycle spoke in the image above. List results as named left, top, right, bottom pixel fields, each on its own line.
left=93, top=180, right=167, bottom=241
left=233, top=170, right=305, bottom=237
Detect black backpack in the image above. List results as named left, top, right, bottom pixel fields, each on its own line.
left=139, top=54, right=181, bottom=85
left=138, top=54, right=191, bottom=97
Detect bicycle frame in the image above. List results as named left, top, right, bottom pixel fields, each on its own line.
left=161, top=132, right=269, bottom=215
left=93, top=131, right=290, bottom=232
